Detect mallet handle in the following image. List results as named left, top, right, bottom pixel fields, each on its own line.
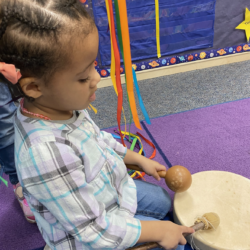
left=183, top=222, right=204, bottom=237
left=126, top=222, right=204, bottom=250
left=126, top=164, right=167, bottom=178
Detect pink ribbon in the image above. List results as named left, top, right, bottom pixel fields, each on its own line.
left=0, top=62, right=22, bottom=84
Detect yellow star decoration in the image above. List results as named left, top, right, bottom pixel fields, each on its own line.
left=236, top=8, right=250, bottom=42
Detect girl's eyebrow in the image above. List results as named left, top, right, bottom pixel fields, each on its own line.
left=76, top=60, right=95, bottom=76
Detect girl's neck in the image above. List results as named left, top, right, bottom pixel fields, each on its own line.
left=21, top=98, right=73, bottom=121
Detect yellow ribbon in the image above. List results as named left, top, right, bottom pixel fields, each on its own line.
left=105, top=0, right=127, bottom=138
left=130, top=172, right=137, bottom=178
left=155, top=0, right=161, bottom=58
left=130, top=171, right=145, bottom=180
left=89, top=104, right=97, bottom=114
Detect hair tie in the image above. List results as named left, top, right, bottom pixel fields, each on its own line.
left=0, top=62, right=22, bottom=84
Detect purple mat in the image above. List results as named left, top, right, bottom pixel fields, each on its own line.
left=0, top=173, right=45, bottom=250
left=141, top=98, right=250, bottom=197
left=1, top=98, right=250, bottom=250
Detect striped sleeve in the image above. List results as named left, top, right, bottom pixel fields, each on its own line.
left=20, top=142, right=140, bottom=249
left=100, top=131, right=127, bottom=159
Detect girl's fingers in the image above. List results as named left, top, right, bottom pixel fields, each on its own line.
left=152, top=170, right=161, bottom=181
left=181, top=226, right=195, bottom=235
left=179, top=235, right=187, bottom=245
left=156, top=164, right=167, bottom=172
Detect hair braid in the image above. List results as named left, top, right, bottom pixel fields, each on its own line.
left=0, top=7, right=11, bottom=38
left=14, top=6, right=58, bottom=31
left=13, top=7, right=57, bottom=31
left=0, top=4, right=58, bottom=41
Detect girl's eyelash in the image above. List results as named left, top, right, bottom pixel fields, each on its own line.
left=79, top=77, right=90, bottom=83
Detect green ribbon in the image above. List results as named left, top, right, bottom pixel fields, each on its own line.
left=0, top=176, right=8, bottom=187
left=130, top=137, right=138, bottom=151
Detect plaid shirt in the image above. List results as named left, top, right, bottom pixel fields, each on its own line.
left=14, top=108, right=141, bottom=250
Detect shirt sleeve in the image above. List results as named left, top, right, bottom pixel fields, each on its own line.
left=100, top=131, right=127, bottom=159
left=20, top=141, right=140, bottom=249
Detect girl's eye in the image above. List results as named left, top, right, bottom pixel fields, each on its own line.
left=79, top=77, right=90, bottom=83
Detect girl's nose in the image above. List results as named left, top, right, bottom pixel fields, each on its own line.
left=91, top=68, right=101, bottom=88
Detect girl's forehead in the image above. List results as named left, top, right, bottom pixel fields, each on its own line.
left=66, top=29, right=99, bottom=72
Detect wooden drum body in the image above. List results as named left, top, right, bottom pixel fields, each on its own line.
left=173, top=171, right=250, bottom=250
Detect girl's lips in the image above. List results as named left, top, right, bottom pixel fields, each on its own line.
left=89, top=92, right=96, bottom=101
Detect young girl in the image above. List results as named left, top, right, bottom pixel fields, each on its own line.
left=0, top=0, right=194, bottom=249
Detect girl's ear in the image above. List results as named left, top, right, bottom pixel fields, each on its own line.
left=19, top=77, right=42, bottom=99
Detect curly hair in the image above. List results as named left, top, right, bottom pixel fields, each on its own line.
left=0, top=0, right=95, bottom=100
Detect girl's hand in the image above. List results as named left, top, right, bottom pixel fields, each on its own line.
left=123, top=149, right=166, bottom=181
left=157, top=221, right=194, bottom=249
left=138, top=157, right=166, bottom=181
left=138, top=221, right=195, bottom=249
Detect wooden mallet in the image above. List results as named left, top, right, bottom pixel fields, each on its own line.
left=126, top=212, right=220, bottom=250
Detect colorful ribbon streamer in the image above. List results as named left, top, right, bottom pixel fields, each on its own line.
left=127, top=136, right=145, bottom=180
left=113, top=130, right=156, bottom=159
left=106, top=0, right=125, bottom=146
left=132, top=68, right=151, bottom=125
left=119, top=131, right=144, bottom=155
left=105, top=0, right=127, bottom=138
left=105, top=0, right=116, bottom=91
left=116, top=0, right=141, bottom=130
left=114, top=131, right=147, bottom=157
left=155, top=0, right=161, bottom=58
left=111, top=131, right=157, bottom=181
left=114, top=0, right=133, bottom=139
left=136, top=132, right=156, bottom=159
left=130, top=170, right=145, bottom=180
left=111, top=133, right=145, bottom=180
left=112, top=133, right=141, bottom=151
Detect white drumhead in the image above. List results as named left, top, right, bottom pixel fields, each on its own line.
left=173, top=171, right=250, bottom=250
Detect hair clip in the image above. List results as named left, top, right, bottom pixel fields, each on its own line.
left=0, top=62, right=22, bottom=84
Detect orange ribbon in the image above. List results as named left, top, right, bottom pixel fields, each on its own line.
left=117, top=0, right=141, bottom=130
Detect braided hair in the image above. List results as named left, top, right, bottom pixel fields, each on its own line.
left=0, top=0, right=94, bottom=100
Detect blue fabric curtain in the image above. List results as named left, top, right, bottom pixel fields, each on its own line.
left=92, top=0, right=216, bottom=66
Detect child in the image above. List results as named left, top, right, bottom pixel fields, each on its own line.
left=0, top=80, right=35, bottom=223
left=0, top=0, right=194, bottom=249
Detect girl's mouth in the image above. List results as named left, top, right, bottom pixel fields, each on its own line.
left=89, top=92, right=96, bottom=101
